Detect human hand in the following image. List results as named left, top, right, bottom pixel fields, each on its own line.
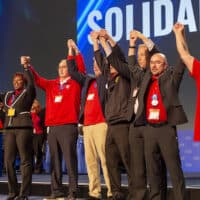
left=173, top=22, right=184, bottom=34
left=20, top=56, right=31, bottom=68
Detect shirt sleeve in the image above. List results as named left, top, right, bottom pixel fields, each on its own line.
left=191, top=58, right=200, bottom=80
left=29, top=66, right=50, bottom=90
left=67, top=54, right=86, bottom=74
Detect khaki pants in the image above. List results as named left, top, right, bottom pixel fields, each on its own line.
left=83, top=122, right=112, bottom=198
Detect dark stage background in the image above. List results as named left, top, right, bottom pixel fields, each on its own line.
left=0, top=0, right=200, bottom=175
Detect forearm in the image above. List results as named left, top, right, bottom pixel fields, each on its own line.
left=92, top=39, right=99, bottom=52
left=174, top=32, right=194, bottom=73
left=107, top=36, right=116, bottom=48
left=74, top=53, right=86, bottom=74
left=67, top=59, right=85, bottom=86
left=100, top=39, right=112, bottom=57
left=29, top=66, right=49, bottom=90
left=128, top=39, right=136, bottom=56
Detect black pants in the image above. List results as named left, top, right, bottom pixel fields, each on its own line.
left=32, top=133, right=45, bottom=173
left=144, top=124, right=186, bottom=200
left=48, top=124, right=78, bottom=196
left=4, top=128, right=33, bottom=197
left=128, top=124, right=167, bottom=200
left=105, top=123, right=130, bottom=199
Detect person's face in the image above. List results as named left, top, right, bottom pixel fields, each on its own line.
left=137, top=45, right=149, bottom=68
left=93, top=58, right=101, bottom=77
left=58, top=60, right=69, bottom=79
left=13, top=75, right=24, bottom=90
left=150, top=54, right=167, bottom=76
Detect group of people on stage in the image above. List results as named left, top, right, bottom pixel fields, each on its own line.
left=0, top=22, right=199, bottom=200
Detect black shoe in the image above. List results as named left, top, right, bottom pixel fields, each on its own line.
left=107, top=196, right=113, bottom=200
left=15, top=196, right=28, bottom=200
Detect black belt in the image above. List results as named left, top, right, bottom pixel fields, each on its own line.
left=147, top=122, right=168, bottom=128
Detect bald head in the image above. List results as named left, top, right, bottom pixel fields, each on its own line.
left=150, top=53, right=168, bottom=76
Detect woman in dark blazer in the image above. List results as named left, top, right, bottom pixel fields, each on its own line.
left=0, top=56, right=36, bottom=200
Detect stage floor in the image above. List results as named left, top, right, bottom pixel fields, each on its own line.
left=1, top=173, right=200, bottom=200
left=1, top=173, right=200, bottom=187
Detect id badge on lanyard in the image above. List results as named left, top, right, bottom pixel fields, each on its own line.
left=148, top=109, right=160, bottom=120
left=8, top=107, right=15, bottom=117
left=54, top=82, right=66, bottom=103
left=54, top=95, right=63, bottom=103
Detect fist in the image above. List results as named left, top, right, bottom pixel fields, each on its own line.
left=130, top=30, right=139, bottom=40
left=99, top=29, right=109, bottom=39
left=173, top=22, right=184, bottom=33
left=67, top=39, right=74, bottom=48
left=90, top=31, right=99, bottom=40
left=20, top=56, right=30, bottom=66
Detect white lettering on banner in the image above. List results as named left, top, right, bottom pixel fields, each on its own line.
left=87, top=10, right=102, bottom=43
left=177, top=0, right=197, bottom=32
left=154, top=0, right=173, bottom=37
left=105, top=7, right=123, bottom=41
left=142, top=2, right=150, bottom=37
left=126, top=4, right=134, bottom=40
left=87, top=0, right=198, bottom=44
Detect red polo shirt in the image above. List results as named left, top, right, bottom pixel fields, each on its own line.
left=31, top=112, right=44, bottom=134
left=84, top=80, right=105, bottom=125
left=191, top=58, right=200, bottom=141
left=146, top=76, right=167, bottom=123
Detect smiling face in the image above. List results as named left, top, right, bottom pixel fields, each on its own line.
left=12, top=73, right=24, bottom=90
left=150, top=53, right=168, bottom=76
left=58, top=59, right=69, bottom=80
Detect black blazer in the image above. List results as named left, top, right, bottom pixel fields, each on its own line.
left=95, top=45, right=131, bottom=124
left=0, top=68, right=36, bottom=128
left=134, top=61, right=188, bottom=126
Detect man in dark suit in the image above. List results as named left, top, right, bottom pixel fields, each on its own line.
left=133, top=52, right=187, bottom=200
left=0, top=56, right=36, bottom=200
left=95, top=30, right=131, bottom=200
left=106, top=30, right=167, bottom=200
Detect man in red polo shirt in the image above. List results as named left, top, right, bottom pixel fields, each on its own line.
left=24, top=39, right=86, bottom=200
left=68, top=32, right=112, bottom=199
left=173, top=22, right=200, bottom=142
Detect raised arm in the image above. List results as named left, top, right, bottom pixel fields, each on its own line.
left=90, top=31, right=109, bottom=74
left=29, top=68, right=49, bottom=91
left=20, top=56, right=36, bottom=101
left=98, top=31, right=130, bottom=80
left=67, top=39, right=86, bottom=74
left=173, top=22, right=194, bottom=73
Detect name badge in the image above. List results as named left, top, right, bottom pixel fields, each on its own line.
left=87, top=93, right=94, bottom=101
left=148, top=109, right=160, bottom=120
left=8, top=107, right=15, bottom=117
left=54, top=95, right=63, bottom=103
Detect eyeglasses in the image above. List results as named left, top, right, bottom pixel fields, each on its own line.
left=150, top=61, right=165, bottom=65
